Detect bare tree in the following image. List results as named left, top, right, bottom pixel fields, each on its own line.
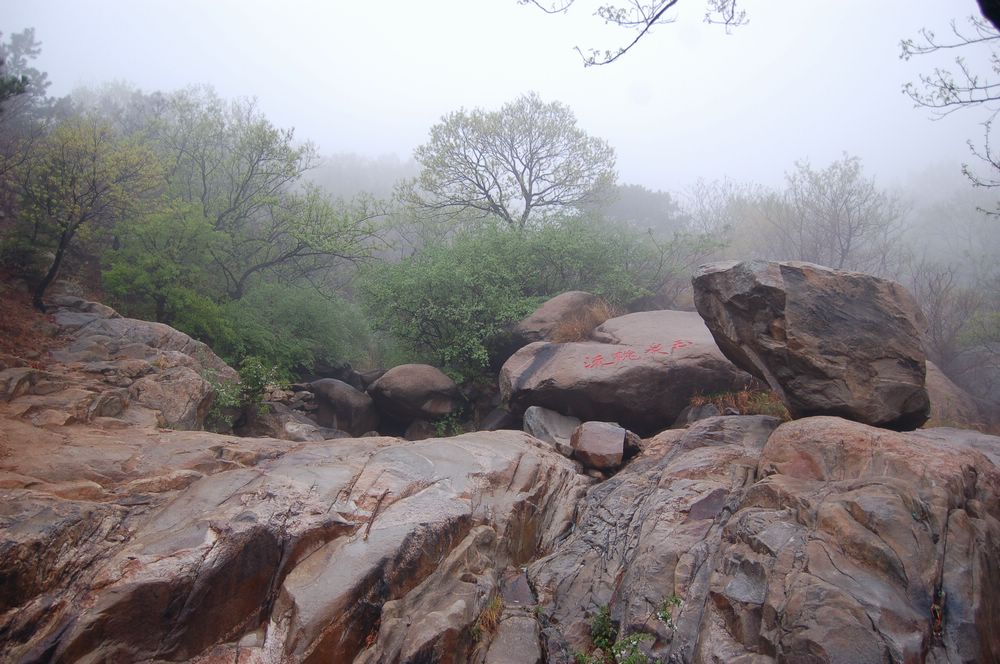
left=755, top=156, right=904, bottom=275
left=901, top=15, right=1000, bottom=211
left=523, top=1, right=1000, bottom=67
left=520, top=0, right=745, bottom=65
left=403, top=92, right=616, bottom=230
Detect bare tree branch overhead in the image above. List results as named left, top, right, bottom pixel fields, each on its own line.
left=520, top=0, right=745, bottom=65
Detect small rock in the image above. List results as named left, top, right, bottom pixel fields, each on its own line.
left=570, top=421, right=628, bottom=471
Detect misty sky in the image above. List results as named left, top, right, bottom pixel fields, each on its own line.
left=5, top=1, right=994, bottom=194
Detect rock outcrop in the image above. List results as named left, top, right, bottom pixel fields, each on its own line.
left=4, top=287, right=1000, bottom=664
left=523, top=405, right=579, bottom=457
left=0, top=413, right=588, bottom=663
left=693, top=260, right=930, bottom=430
left=3, top=296, right=235, bottom=431
left=925, top=360, right=985, bottom=429
left=569, top=420, right=632, bottom=471
left=530, top=415, right=1000, bottom=664
left=500, top=310, right=751, bottom=435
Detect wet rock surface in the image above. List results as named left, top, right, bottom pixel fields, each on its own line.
left=0, top=414, right=587, bottom=663
left=3, top=291, right=1000, bottom=664
left=500, top=310, right=750, bottom=435
left=530, top=415, right=1000, bottom=664
left=693, top=260, right=930, bottom=430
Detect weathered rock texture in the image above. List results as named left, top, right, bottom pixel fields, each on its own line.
left=4, top=293, right=1000, bottom=664
left=570, top=421, right=629, bottom=471
left=925, top=361, right=986, bottom=430
left=523, top=405, right=579, bottom=457
left=3, top=296, right=234, bottom=431
left=0, top=414, right=587, bottom=663
left=529, top=415, right=1000, bottom=664
left=694, top=260, right=930, bottom=430
left=500, top=310, right=751, bottom=435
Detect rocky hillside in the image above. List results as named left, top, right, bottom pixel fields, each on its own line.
left=1, top=262, right=999, bottom=663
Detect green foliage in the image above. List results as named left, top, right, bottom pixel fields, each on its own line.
left=103, top=203, right=222, bottom=323
left=406, top=91, right=616, bottom=229
left=237, top=356, right=282, bottom=412
left=610, top=633, right=653, bottom=664
left=433, top=411, right=465, bottom=437
left=360, top=217, right=714, bottom=377
left=574, top=605, right=656, bottom=664
left=13, top=112, right=163, bottom=307
left=359, top=224, right=540, bottom=379
left=203, top=356, right=282, bottom=430
left=591, top=605, right=617, bottom=652
left=656, top=594, right=683, bottom=632
left=218, top=283, right=373, bottom=380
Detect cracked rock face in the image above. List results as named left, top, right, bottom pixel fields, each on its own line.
left=693, top=260, right=931, bottom=430
left=0, top=411, right=587, bottom=663
left=530, top=415, right=1000, bottom=664
left=3, top=294, right=1000, bottom=664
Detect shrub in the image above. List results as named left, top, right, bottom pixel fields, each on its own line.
left=690, top=387, right=790, bottom=420
left=360, top=217, right=713, bottom=378
left=471, top=593, right=504, bottom=641
left=551, top=299, right=621, bottom=343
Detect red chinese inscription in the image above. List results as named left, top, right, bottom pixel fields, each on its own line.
left=583, top=339, right=693, bottom=369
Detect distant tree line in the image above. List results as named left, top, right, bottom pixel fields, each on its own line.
left=1, top=27, right=997, bottom=397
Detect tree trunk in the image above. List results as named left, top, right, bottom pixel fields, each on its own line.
left=32, top=228, right=74, bottom=312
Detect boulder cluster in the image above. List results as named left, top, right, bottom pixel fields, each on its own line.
left=1, top=261, right=998, bottom=663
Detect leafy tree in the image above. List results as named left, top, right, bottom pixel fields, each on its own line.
left=13, top=113, right=162, bottom=309
left=0, top=28, right=53, bottom=206
left=0, top=29, right=49, bottom=115
left=153, top=88, right=382, bottom=298
left=403, top=92, right=616, bottom=229
left=692, top=156, right=903, bottom=276
left=102, top=201, right=220, bottom=324
left=219, top=283, right=373, bottom=380
left=583, top=183, right=689, bottom=235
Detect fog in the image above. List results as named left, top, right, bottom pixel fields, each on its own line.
left=5, top=0, right=989, bottom=191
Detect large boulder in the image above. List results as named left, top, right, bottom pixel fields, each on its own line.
left=500, top=310, right=751, bottom=435
left=368, top=364, right=462, bottom=423
left=949, top=343, right=1000, bottom=423
left=569, top=421, right=629, bottom=471
left=50, top=297, right=236, bottom=380
left=309, top=378, right=379, bottom=436
left=693, top=260, right=930, bottom=430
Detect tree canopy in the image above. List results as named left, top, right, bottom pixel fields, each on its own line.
left=404, top=92, right=616, bottom=229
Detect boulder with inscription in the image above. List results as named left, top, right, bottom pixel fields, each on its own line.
left=500, top=310, right=751, bottom=435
